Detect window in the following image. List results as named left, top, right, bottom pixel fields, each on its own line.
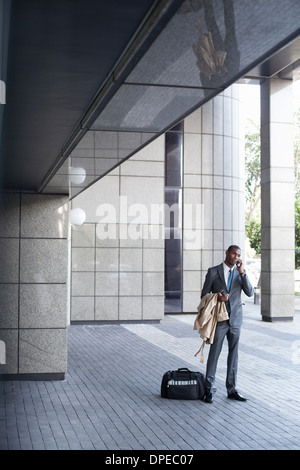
left=164, top=122, right=183, bottom=312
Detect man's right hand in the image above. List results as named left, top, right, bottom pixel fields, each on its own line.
left=218, top=290, right=229, bottom=302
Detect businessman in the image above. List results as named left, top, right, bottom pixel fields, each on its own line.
left=201, top=245, right=254, bottom=403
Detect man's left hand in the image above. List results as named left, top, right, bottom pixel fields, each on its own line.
left=236, top=258, right=244, bottom=274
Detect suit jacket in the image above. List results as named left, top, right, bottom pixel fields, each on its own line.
left=201, top=263, right=254, bottom=327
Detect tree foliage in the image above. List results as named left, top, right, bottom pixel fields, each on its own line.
left=245, top=219, right=261, bottom=254
left=294, top=106, right=300, bottom=269
left=244, top=119, right=261, bottom=254
left=244, top=108, right=300, bottom=269
left=244, top=119, right=261, bottom=225
left=296, top=200, right=300, bottom=269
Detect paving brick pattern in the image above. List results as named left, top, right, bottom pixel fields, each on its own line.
left=1, top=299, right=300, bottom=450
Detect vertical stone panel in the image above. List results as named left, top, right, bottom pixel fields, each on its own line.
left=0, top=192, right=68, bottom=378
left=182, top=84, right=245, bottom=312
left=260, top=78, right=295, bottom=321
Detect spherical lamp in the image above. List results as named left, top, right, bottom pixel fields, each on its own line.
left=69, top=208, right=86, bottom=226
left=69, top=167, right=86, bottom=185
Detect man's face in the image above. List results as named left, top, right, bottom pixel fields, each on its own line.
left=225, top=247, right=241, bottom=267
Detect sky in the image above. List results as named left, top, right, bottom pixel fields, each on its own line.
left=239, top=83, right=260, bottom=124
left=239, top=78, right=300, bottom=124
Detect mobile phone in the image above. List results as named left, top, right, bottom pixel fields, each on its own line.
left=236, top=262, right=241, bottom=267
left=221, top=290, right=228, bottom=296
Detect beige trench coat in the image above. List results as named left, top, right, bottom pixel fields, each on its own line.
left=193, top=293, right=228, bottom=363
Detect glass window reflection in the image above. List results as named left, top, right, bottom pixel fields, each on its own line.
left=165, top=132, right=182, bottom=187
left=164, top=124, right=183, bottom=313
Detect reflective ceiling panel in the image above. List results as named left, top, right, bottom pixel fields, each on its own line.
left=91, top=84, right=209, bottom=132
left=57, top=0, right=300, bottom=199
left=126, top=0, right=300, bottom=89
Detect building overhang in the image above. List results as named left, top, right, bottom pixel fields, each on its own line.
left=1, top=0, right=300, bottom=197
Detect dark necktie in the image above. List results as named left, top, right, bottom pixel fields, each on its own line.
left=226, top=268, right=233, bottom=315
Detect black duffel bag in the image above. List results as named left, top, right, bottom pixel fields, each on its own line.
left=161, top=367, right=205, bottom=400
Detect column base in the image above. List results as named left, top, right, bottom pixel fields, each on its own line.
left=261, top=316, right=293, bottom=322
left=0, top=373, right=65, bottom=381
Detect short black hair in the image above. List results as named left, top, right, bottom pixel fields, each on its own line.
left=227, top=245, right=241, bottom=252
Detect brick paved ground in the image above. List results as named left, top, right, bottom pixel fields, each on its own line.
left=1, top=298, right=300, bottom=451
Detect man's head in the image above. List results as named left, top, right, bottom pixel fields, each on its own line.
left=225, top=245, right=241, bottom=267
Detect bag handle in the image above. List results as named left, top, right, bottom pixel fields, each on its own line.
left=177, top=368, right=191, bottom=372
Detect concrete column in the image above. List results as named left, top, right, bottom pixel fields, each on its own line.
left=182, top=85, right=245, bottom=312
left=0, top=192, right=69, bottom=378
left=260, top=78, right=295, bottom=321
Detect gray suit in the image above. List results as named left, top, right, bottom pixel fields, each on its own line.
left=201, top=263, right=254, bottom=395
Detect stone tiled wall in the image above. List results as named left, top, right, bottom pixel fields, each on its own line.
left=0, top=193, right=68, bottom=377
left=70, top=135, right=165, bottom=322
left=182, top=85, right=245, bottom=312
left=70, top=85, right=245, bottom=319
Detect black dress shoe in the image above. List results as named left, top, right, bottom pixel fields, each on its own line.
left=227, top=391, right=247, bottom=401
left=204, top=393, right=214, bottom=403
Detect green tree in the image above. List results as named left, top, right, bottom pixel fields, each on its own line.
left=244, top=118, right=261, bottom=254
left=244, top=107, right=300, bottom=268
left=244, top=119, right=261, bottom=224
left=295, top=200, right=300, bottom=269
left=295, top=107, right=300, bottom=269
left=245, top=219, right=261, bottom=255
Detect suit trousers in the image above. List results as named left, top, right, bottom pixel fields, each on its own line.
left=205, top=320, right=241, bottom=395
